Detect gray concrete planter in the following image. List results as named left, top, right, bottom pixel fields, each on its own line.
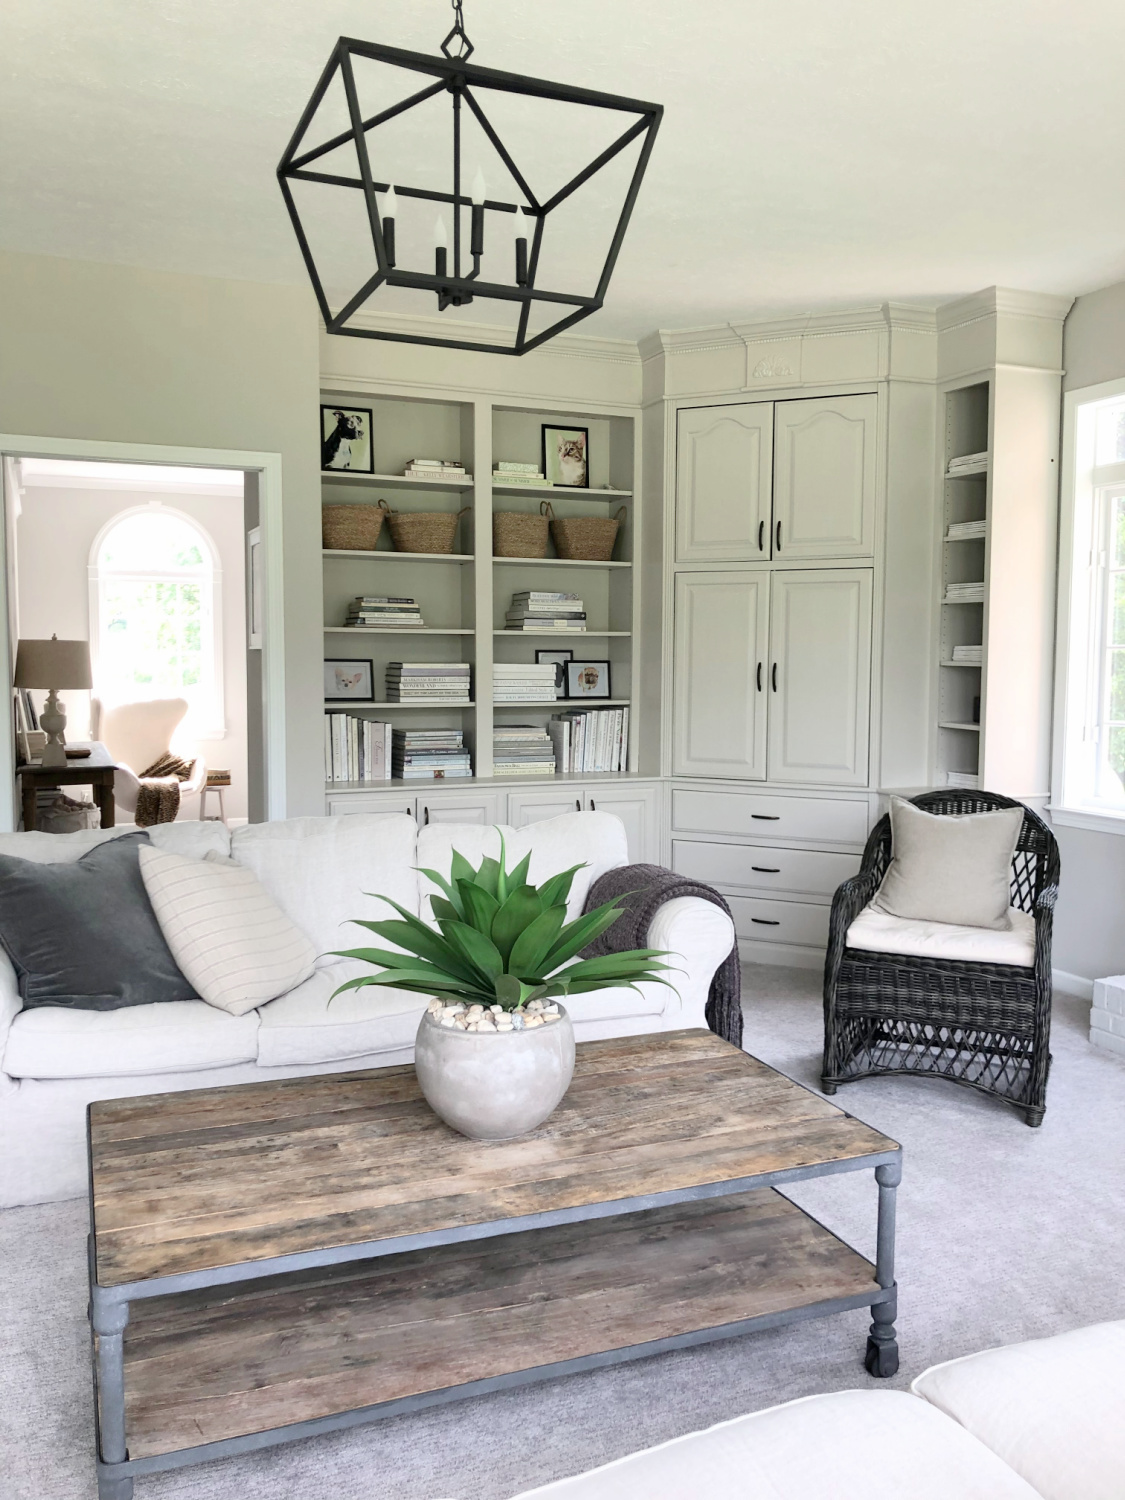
left=413, top=1005, right=576, bottom=1140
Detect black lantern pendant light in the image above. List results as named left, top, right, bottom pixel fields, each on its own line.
left=278, top=2, right=662, bottom=355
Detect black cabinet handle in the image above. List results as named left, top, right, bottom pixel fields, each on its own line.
left=771, top=662, right=778, bottom=692
left=751, top=917, right=781, bottom=926
left=751, top=865, right=781, bottom=873
left=756, top=661, right=763, bottom=692
left=589, top=799, right=596, bottom=811
left=423, top=806, right=430, bottom=825
left=751, top=813, right=780, bottom=820
left=576, top=799, right=582, bottom=811
left=758, top=520, right=765, bottom=551
left=775, top=520, right=782, bottom=551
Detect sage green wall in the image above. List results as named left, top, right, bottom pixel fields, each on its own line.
left=0, top=249, right=325, bottom=815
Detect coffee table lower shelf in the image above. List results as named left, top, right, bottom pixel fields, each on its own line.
left=104, top=1187, right=887, bottom=1480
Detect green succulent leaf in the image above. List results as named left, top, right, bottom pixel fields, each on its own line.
left=507, top=850, right=532, bottom=892
left=474, top=855, right=502, bottom=901
left=507, top=904, right=568, bottom=977
left=428, top=895, right=461, bottom=926
left=450, top=848, right=477, bottom=891
left=440, top=920, right=505, bottom=982
left=537, top=863, right=585, bottom=911
left=540, top=900, right=626, bottom=973
left=416, top=866, right=465, bottom=921
left=458, top=879, right=500, bottom=936
left=491, top=885, right=544, bottom=963
left=496, top=831, right=509, bottom=905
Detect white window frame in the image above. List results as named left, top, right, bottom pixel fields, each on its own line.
left=1052, top=376, right=1125, bottom=833
left=88, top=502, right=226, bottom=740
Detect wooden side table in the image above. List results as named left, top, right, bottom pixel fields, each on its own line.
left=16, top=741, right=118, bottom=831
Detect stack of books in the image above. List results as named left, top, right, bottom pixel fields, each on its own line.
left=493, top=461, right=550, bottom=487
left=951, top=644, right=983, bottom=665
left=549, top=708, right=629, bottom=774
left=946, top=451, right=988, bottom=475
left=386, top=662, right=471, bottom=703
left=946, top=519, right=987, bottom=541
left=324, top=715, right=392, bottom=783
left=946, top=771, right=980, bottom=790
left=345, top=595, right=424, bottom=629
left=403, top=458, right=470, bottom=481
left=505, top=592, right=586, bottom=632
left=392, top=729, right=472, bottom=780
left=493, top=726, right=557, bottom=776
left=493, top=663, right=558, bottom=703
left=943, top=582, right=985, bottom=604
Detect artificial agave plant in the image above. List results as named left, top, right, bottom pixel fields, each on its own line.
left=333, top=834, right=674, bottom=1010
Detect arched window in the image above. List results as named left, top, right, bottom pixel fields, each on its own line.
left=89, top=506, right=223, bottom=735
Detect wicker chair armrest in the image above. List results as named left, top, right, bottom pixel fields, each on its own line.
left=824, top=868, right=882, bottom=998
left=1032, top=883, right=1057, bottom=986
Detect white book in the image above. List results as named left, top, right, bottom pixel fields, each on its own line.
left=620, top=706, right=629, bottom=771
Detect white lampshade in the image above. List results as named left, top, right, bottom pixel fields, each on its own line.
left=14, top=635, right=92, bottom=690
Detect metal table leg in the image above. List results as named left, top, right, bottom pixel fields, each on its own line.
left=865, top=1157, right=901, bottom=1377
left=91, top=1284, right=133, bottom=1500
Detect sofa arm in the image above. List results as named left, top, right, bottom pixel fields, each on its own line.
left=0, top=950, right=22, bottom=1073
left=646, top=896, right=735, bottom=1031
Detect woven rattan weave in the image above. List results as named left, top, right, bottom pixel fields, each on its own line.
left=822, top=790, right=1060, bottom=1127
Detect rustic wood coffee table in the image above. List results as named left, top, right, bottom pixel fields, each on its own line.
left=86, top=1030, right=902, bottom=1499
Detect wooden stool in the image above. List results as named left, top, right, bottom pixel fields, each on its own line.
left=199, top=771, right=231, bottom=824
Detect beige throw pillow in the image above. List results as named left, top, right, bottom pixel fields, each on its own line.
left=872, top=798, right=1023, bottom=930
left=138, top=844, right=317, bottom=1016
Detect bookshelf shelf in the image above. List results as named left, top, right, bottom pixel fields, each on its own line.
left=494, top=629, right=632, bottom=638
left=939, top=722, right=982, bottom=733
left=490, top=483, right=631, bottom=499
left=943, top=463, right=989, bottom=478
left=939, top=659, right=982, bottom=669
left=325, top=700, right=476, bottom=710
left=324, top=626, right=474, bottom=636
left=492, top=556, right=631, bottom=570
left=323, top=550, right=474, bottom=563
left=494, top=698, right=632, bottom=708
left=323, top=471, right=473, bottom=492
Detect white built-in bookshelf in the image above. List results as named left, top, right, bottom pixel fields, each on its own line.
left=320, top=388, right=639, bottom=791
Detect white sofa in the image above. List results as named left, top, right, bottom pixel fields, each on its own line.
left=506, top=1319, right=1125, bottom=1500
left=0, top=811, right=735, bottom=1208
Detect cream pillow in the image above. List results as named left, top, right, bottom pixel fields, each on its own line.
left=872, top=797, right=1023, bottom=931
left=138, top=845, right=316, bottom=1016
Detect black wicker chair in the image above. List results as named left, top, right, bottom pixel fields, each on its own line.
left=822, top=790, right=1060, bottom=1127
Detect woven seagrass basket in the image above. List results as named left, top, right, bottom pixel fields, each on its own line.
left=547, top=503, right=626, bottom=562
left=493, top=505, right=550, bottom=558
left=386, top=504, right=470, bottom=555
left=321, top=500, right=388, bottom=551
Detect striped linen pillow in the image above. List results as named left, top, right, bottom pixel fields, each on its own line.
left=138, top=845, right=317, bottom=1016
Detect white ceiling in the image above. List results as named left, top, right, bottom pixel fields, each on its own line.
left=2, top=0, right=1124, bottom=341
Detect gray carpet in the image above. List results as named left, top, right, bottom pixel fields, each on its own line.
left=3, top=965, right=1124, bottom=1500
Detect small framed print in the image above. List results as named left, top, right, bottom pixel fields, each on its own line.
left=535, top=647, right=573, bottom=693
left=325, top=659, right=375, bottom=702
left=542, top=424, right=589, bottom=488
left=321, top=404, right=374, bottom=473
left=565, top=659, right=611, bottom=700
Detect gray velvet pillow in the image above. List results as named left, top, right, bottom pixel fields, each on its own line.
left=872, top=798, right=1023, bottom=930
left=0, top=831, right=196, bottom=1010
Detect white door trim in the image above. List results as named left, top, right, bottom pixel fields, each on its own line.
left=0, top=433, right=287, bottom=828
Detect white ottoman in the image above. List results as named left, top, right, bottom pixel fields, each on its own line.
left=1090, top=974, right=1125, bottom=1059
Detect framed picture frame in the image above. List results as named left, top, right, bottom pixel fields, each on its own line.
left=542, top=424, right=589, bottom=488
left=535, top=647, right=573, bottom=693
left=324, top=659, right=375, bottom=702
left=321, top=404, right=374, bottom=474
left=246, top=526, right=263, bottom=650
left=565, top=659, right=611, bottom=700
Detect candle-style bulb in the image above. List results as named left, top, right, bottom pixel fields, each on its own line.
left=383, top=184, right=398, bottom=218
left=470, top=168, right=487, bottom=206
left=433, top=215, right=448, bottom=249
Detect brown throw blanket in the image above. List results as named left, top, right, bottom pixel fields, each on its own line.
left=581, top=864, right=743, bottom=1047
left=134, top=754, right=197, bottom=828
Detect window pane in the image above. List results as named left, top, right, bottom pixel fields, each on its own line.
left=1113, top=495, right=1125, bottom=569
left=1113, top=574, right=1125, bottom=645
left=101, top=579, right=204, bottom=698
left=1109, top=727, right=1125, bottom=793
left=1110, top=650, right=1125, bottom=722
left=100, top=513, right=205, bottom=571
left=1095, top=402, right=1125, bottom=465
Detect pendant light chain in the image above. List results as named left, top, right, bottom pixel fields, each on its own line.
left=441, top=0, right=474, bottom=61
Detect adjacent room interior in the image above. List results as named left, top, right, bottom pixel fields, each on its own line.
left=0, top=4, right=1123, bottom=1500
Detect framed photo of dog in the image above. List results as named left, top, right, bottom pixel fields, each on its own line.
left=321, top=405, right=374, bottom=474
left=324, top=659, right=375, bottom=702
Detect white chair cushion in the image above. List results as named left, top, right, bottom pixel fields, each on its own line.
left=231, top=813, right=419, bottom=966
left=3, top=1001, right=259, bottom=1080
left=507, top=1390, right=1041, bottom=1499
left=846, top=903, right=1035, bottom=966
left=255, top=960, right=427, bottom=1067
left=0, top=820, right=230, bottom=865
left=415, top=813, right=629, bottom=924
left=94, top=696, right=188, bottom=776
left=913, top=1320, right=1125, bottom=1500
left=139, top=846, right=317, bottom=1017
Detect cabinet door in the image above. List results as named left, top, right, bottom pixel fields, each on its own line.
left=326, top=792, right=416, bottom=818
left=506, top=789, right=587, bottom=827
left=772, top=394, right=877, bottom=560
left=585, top=785, right=659, bottom=864
left=417, top=791, right=504, bottom=827
left=676, top=403, right=773, bottom=562
left=673, top=572, right=769, bottom=780
left=767, top=570, right=872, bottom=786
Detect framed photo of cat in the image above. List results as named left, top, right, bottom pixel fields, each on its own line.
left=324, top=659, right=375, bottom=702
left=542, top=424, right=589, bottom=488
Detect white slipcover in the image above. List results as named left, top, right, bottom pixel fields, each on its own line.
left=846, top=903, right=1035, bottom=966
left=4, top=1001, right=259, bottom=1080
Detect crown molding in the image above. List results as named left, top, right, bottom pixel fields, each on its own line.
left=328, top=308, right=642, bottom=367
left=936, top=285, right=1074, bottom=333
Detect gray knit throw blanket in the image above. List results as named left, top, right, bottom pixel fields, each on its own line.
left=581, top=864, right=742, bottom=1047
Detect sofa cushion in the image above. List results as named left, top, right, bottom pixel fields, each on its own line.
left=415, top=813, right=629, bottom=923
left=139, top=846, right=317, bottom=1016
left=232, top=814, right=419, bottom=966
left=0, top=831, right=196, bottom=1011
left=3, top=1000, right=259, bottom=1079
left=0, top=819, right=230, bottom=865
left=255, top=960, right=428, bottom=1067
left=847, top=903, right=1035, bottom=966
left=873, top=797, right=1023, bottom=930
left=913, top=1320, right=1125, bottom=1500
left=507, top=1390, right=1041, bottom=1499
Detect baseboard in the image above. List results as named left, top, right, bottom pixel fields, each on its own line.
left=1053, top=968, right=1094, bottom=1001
left=738, top=939, right=825, bottom=971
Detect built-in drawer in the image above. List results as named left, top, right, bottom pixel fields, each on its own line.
left=326, top=794, right=415, bottom=818
left=672, top=787, right=868, bottom=845
left=672, top=840, right=860, bottom=901
left=725, top=895, right=831, bottom=950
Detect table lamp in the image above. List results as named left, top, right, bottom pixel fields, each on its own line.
left=14, top=636, right=93, bottom=768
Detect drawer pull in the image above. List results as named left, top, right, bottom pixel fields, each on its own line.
left=751, top=865, right=780, bottom=873
left=751, top=813, right=780, bottom=820
left=758, top=519, right=765, bottom=552
left=751, top=917, right=781, bottom=926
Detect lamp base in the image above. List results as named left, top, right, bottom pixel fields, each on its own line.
left=39, top=688, right=68, bottom=768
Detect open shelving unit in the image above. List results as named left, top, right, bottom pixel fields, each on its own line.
left=320, top=388, right=640, bottom=792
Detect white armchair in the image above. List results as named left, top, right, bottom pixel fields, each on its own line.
left=89, top=697, right=207, bottom=821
